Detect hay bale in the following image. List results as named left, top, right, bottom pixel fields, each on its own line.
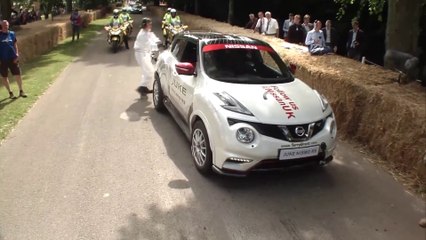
left=15, top=11, right=100, bottom=64
left=151, top=7, right=426, bottom=189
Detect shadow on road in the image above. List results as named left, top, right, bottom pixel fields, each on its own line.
left=117, top=205, right=232, bottom=240
left=115, top=106, right=342, bottom=239
left=121, top=99, right=152, bottom=122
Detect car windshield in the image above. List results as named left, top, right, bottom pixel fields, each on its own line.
left=202, top=44, right=294, bottom=84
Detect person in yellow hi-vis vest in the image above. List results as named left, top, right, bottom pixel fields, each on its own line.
left=165, top=9, right=181, bottom=27
left=161, top=8, right=172, bottom=39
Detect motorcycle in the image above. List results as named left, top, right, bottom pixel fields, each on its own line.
left=164, top=24, right=188, bottom=47
left=123, top=19, right=134, bottom=37
left=104, top=25, right=126, bottom=53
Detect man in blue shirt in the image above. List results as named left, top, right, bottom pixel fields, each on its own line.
left=305, top=20, right=331, bottom=55
left=0, top=20, right=26, bottom=98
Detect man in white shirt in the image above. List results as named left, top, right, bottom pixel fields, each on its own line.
left=134, top=18, right=161, bottom=97
left=254, top=11, right=264, bottom=34
left=282, top=13, right=294, bottom=40
left=305, top=20, right=331, bottom=55
left=255, top=11, right=279, bottom=37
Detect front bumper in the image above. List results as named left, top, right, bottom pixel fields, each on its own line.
left=212, top=117, right=337, bottom=176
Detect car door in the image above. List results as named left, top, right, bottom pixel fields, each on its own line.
left=162, top=38, right=185, bottom=98
left=169, top=40, right=198, bottom=123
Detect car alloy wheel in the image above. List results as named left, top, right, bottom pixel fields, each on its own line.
left=191, top=121, right=213, bottom=174
left=153, top=76, right=165, bottom=112
left=192, top=129, right=207, bottom=166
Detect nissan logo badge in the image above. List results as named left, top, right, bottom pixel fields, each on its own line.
left=295, top=126, right=305, bottom=137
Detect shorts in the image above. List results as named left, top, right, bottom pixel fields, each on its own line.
left=0, top=60, right=21, bottom=78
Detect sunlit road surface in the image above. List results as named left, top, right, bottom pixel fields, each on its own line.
left=0, top=11, right=424, bottom=240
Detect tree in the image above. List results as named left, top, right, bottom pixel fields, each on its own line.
left=66, top=0, right=72, bottom=12
left=385, top=0, right=423, bottom=56
left=194, top=0, right=199, bottom=14
left=0, top=0, right=12, bottom=21
left=335, top=0, right=425, bottom=62
left=227, top=0, right=234, bottom=24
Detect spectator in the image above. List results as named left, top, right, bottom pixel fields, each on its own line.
left=245, top=13, right=258, bottom=30
left=254, top=11, right=264, bottom=34
left=346, top=19, right=365, bottom=61
left=322, top=20, right=339, bottom=53
left=282, top=13, right=294, bottom=40
left=305, top=20, right=331, bottom=55
left=302, top=14, right=314, bottom=34
left=70, top=9, right=82, bottom=41
left=288, top=14, right=305, bottom=45
left=255, top=11, right=279, bottom=37
left=0, top=20, right=27, bottom=99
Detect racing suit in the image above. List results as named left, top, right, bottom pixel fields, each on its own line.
left=134, top=29, right=161, bottom=89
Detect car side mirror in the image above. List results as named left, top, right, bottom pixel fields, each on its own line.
left=289, top=63, right=297, bottom=74
left=176, top=62, right=195, bottom=75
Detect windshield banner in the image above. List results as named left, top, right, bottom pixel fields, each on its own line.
left=203, top=44, right=274, bottom=53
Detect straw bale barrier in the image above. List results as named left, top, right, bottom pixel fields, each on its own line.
left=151, top=7, right=426, bottom=188
left=17, top=10, right=104, bottom=63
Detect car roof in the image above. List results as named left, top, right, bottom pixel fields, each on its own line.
left=180, top=32, right=270, bottom=47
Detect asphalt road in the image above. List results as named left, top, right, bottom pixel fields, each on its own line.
left=0, top=11, right=425, bottom=240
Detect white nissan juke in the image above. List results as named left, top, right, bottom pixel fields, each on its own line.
left=153, top=32, right=337, bottom=176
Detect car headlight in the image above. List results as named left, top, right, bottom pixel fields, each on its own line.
left=314, top=90, right=329, bottom=112
left=214, top=92, right=253, bottom=116
left=236, top=127, right=255, bottom=143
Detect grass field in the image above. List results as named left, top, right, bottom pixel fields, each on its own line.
left=0, top=18, right=109, bottom=142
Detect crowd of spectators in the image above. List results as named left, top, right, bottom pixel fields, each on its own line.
left=245, top=11, right=365, bottom=60
left=9, top=7, right=42, bottom=26
left=6, top=4, right=67, bottom=26
left=244, top=10, right=424, bottom=85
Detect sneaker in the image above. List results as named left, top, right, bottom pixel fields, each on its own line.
left=19, top=90, right=27, bottom=98
left=9, top=91, right=16, bottom=99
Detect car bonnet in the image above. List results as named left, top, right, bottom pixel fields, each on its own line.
left=211, top=79, right=328, bottom=125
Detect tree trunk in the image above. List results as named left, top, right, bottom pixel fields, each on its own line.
left=194, top=0, right=199, bottom=14
left=385, top=0, right=422, bottom=61
left=1, top=0, right=12, bottom=21
left=227, top=0, right=234, bottom=24
left=66, top=0, right=72, bottom=13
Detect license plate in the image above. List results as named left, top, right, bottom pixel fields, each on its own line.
left=278, top=146, right=320, bottom=160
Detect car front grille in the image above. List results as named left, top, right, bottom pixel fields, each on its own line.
left=228, top=116, right=329, bottom=142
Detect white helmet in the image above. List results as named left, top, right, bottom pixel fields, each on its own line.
left=171, top=9, right=177, bottom=13
left=167, top=8, right=172, bottom=12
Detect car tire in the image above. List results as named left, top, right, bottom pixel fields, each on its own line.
left=153, top=75, right=165, bottom=112
left=191, top=121, right=213, bottom=175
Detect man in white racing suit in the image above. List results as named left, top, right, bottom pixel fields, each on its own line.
left=134, top=17, right=161, bottom=98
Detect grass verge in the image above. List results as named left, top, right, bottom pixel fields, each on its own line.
left=0, top=18, right=109, bottom=142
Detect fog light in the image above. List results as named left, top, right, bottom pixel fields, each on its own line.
left=229, top=157, right=253, bottom=163
left=236, top=127, right=255, bottom=143
left=330, top=120, right=336, bottom=138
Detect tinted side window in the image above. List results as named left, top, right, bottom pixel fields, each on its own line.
left=171, top=39, right=186, bottom=60
left=179, top=42, right=198, bottom=63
